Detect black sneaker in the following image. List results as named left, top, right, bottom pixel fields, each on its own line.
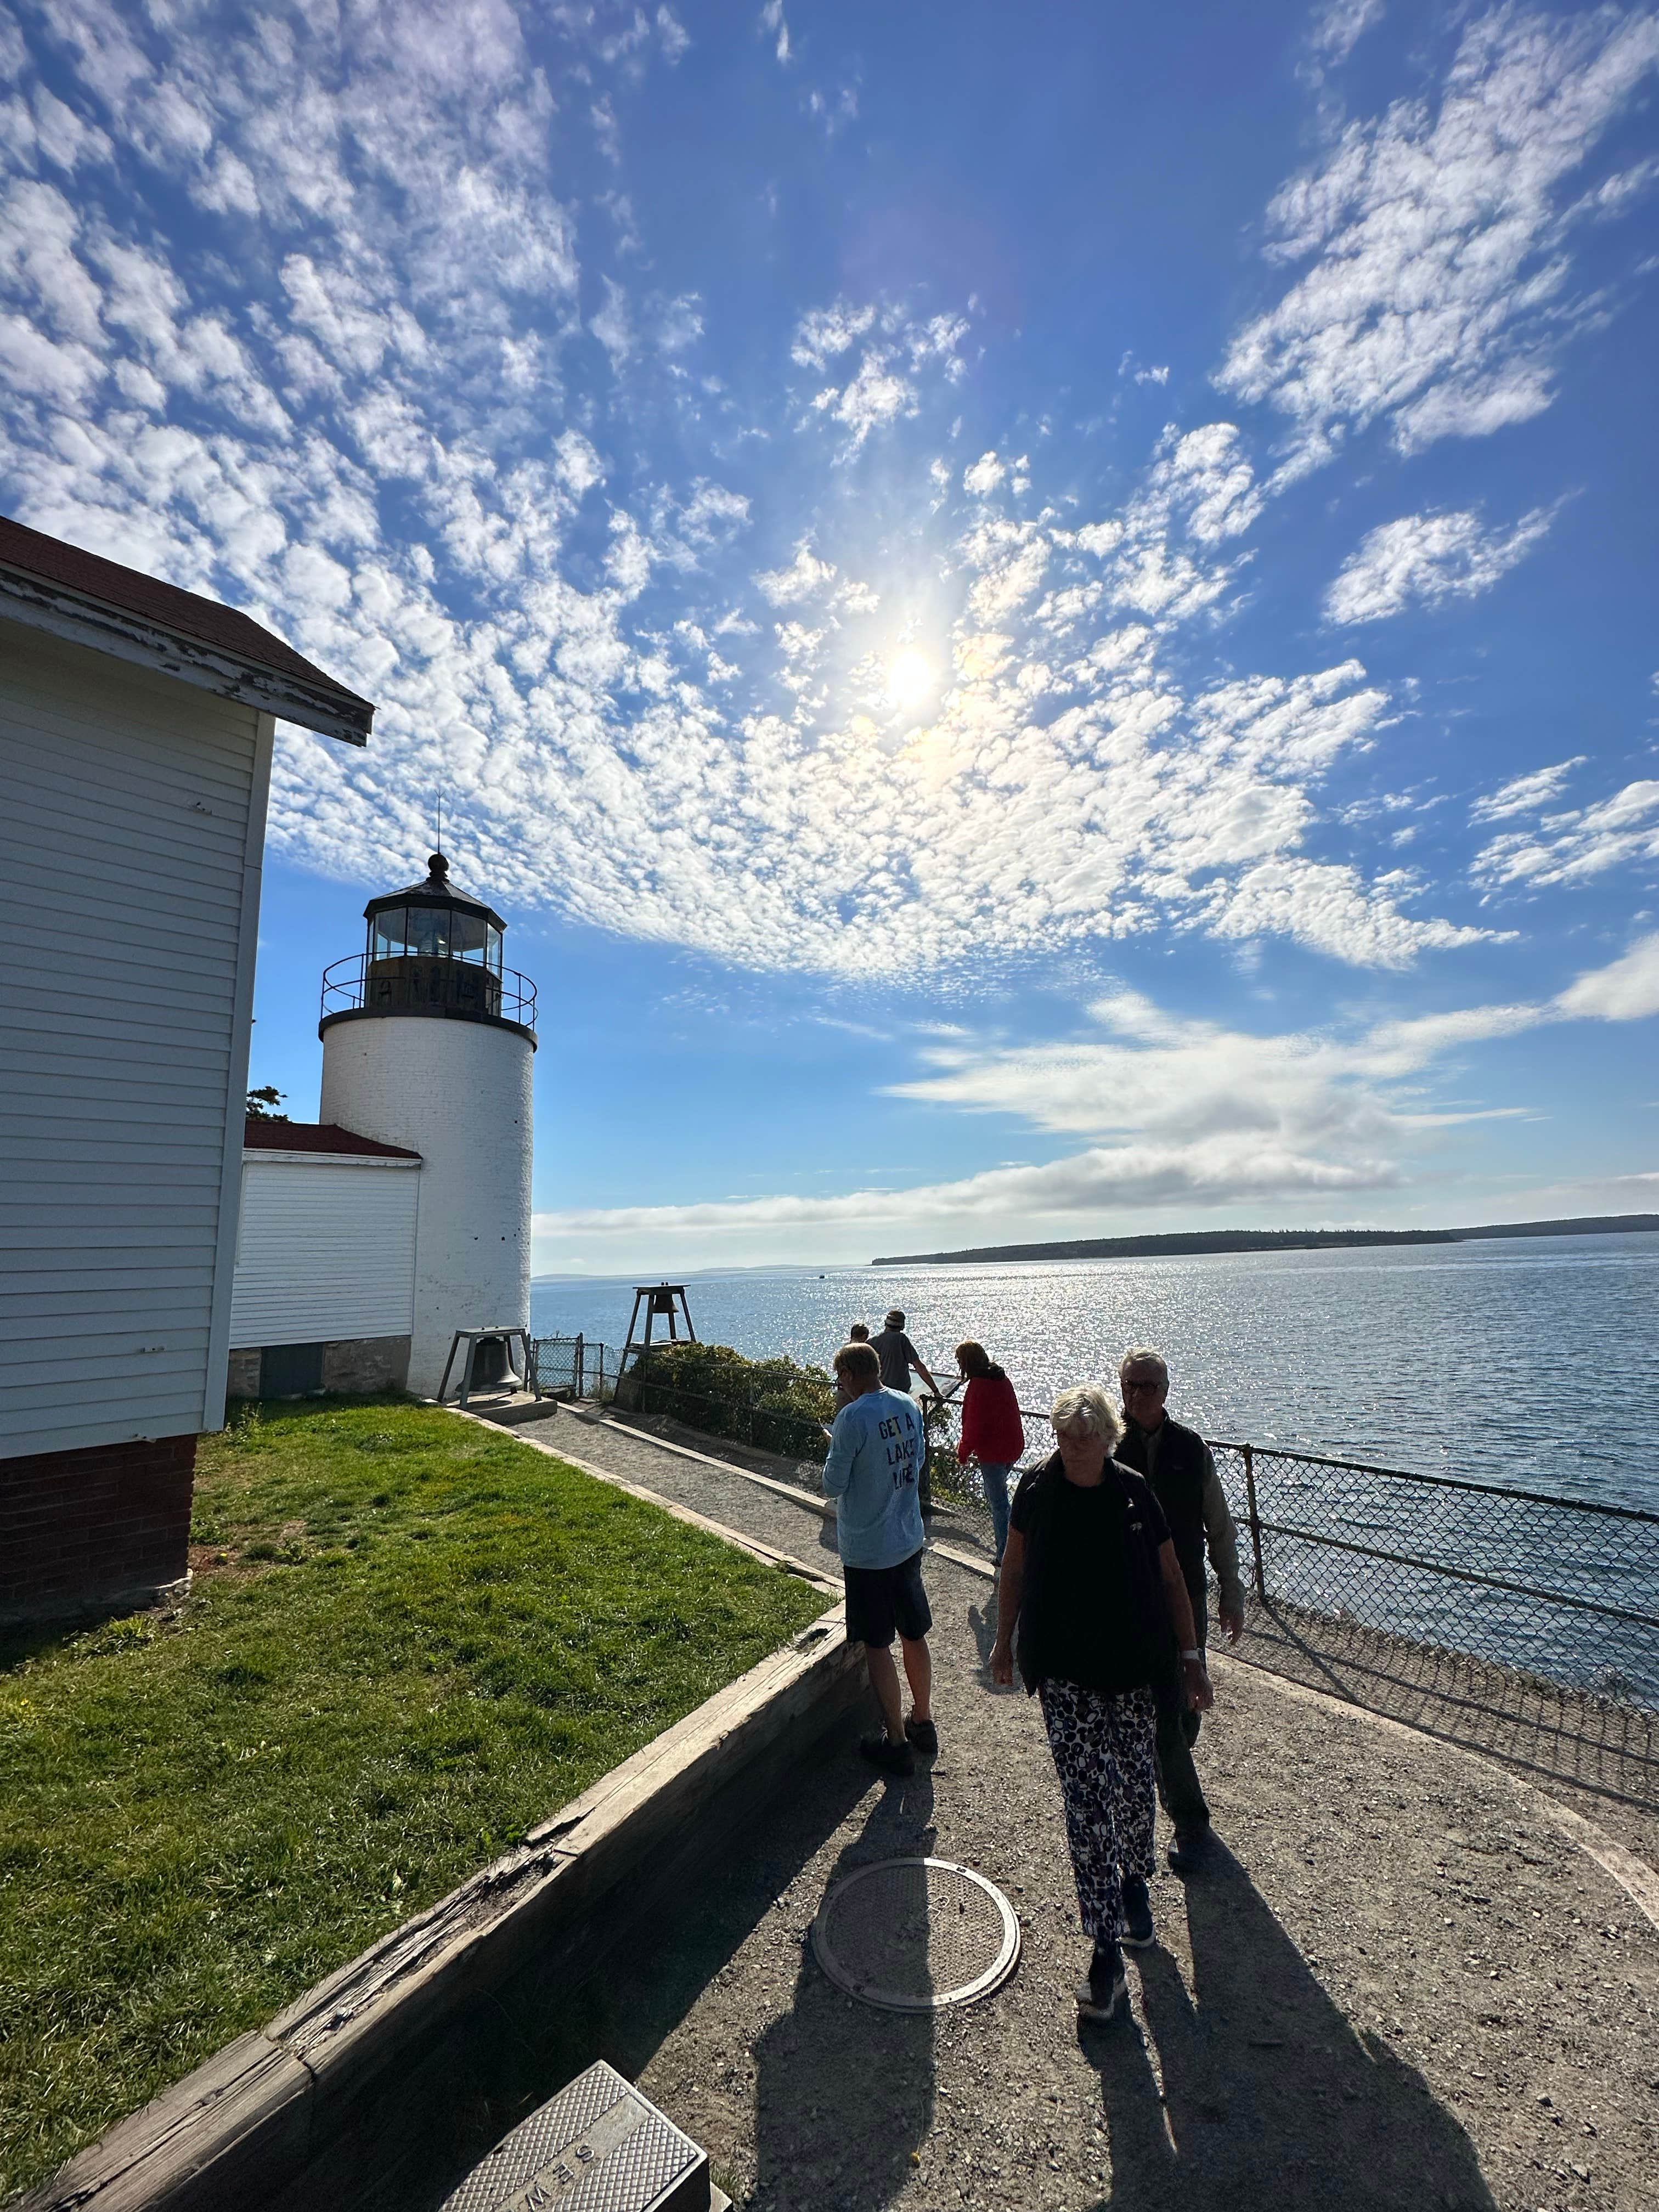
left=859, top=1731, right=915, bottom=1778
left=904, top=1716, right=939, bottom=1755
left=1077, top=1939, right=1127, bottom=2022
left=1119, top=1875, right=1154, bottom=1949
left=1166, top=1822, right=1212, bottom=1874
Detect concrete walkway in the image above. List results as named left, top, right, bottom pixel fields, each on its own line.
left=492, top=1404, right=1659, bottom=2212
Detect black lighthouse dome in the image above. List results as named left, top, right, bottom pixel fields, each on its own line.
left=319, top=852, right=537, bottom=1040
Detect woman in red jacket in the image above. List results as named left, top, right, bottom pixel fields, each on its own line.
left=955, top=1339, right=1025, bottom=1565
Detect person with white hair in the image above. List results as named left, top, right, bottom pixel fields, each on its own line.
left=990, top=1381, right=1212, bottom=2022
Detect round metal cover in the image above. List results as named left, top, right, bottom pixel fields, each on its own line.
left=810, top=1856, right=1020, bottom=2012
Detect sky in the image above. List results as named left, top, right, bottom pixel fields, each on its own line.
left=3, top=0, right=1658, bottom=1273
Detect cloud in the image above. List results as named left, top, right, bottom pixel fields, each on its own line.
left=793, top=297, right=969, bottom=454
left=1220, top=7, right=1659, bottom=472
left=791, top=300, right=874, bottom=369
left=963, top=450, right=1005, bottom=496
left=1553, top=929, right=1659, bottom=1020
left=759, top=0, right=791, bottom=65
left=533, top=929, right=1659, bottom=1246
left=534, top=1140, right=1397, bottom=1240
left=753, top=539, right=837, bottom=604
left=1325, top=505, right=1553, bottom=623
left=1472, top=779, right=1659, bottom=889
left=1469, top=756, right=1585, bottom=823
left=0, top=4, right=1503, bottom=984
left=1308, top=0, right=1386, bottom=72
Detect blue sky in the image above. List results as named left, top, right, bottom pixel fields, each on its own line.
left=4, top=0, right=1658, bottom=1271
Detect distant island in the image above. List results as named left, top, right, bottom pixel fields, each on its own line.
left=871, top=1213, right=1659, bottom=1267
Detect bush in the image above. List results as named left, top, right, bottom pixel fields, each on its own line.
left=623, top=1341, right=837, bottom=1460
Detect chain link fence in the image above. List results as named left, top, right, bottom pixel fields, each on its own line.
left=524, top=1340, right=1658, bottom=1722
left=1211, top=1441, right=1659, bottom=1710
left=526, top=1336, right=617, bottom=1402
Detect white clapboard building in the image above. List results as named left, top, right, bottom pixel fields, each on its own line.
left=228, top=1117, right=423, bottom=1397
left=0, top=512, right=374, bottom=1624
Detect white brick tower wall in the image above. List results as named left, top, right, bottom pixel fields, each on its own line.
left=320, top=1013, right=533, bottom=1398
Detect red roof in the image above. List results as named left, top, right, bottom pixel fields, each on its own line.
left=0, top=513, right=374, bottom=736
left=244, top=1118, right=420, bottom=1161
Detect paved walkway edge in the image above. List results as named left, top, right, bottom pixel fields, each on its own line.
left=18, top=1454, right=863, bottom=2212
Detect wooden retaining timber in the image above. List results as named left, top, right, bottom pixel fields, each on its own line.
left=22, top=1607, right=864, bottom=2212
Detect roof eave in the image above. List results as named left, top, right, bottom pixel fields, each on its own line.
left=0, top=565, right=374, bottom=744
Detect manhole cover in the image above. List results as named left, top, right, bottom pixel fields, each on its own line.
left=810, top=1857, right=1020, bottom=2012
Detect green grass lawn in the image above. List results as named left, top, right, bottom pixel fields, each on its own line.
left=0, top=1398, right=828, bottom=2199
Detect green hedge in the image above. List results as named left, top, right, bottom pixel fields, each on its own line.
left=624, top=1341, right=838, bottom=1460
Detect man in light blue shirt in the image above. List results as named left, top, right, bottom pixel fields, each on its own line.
left=823, top=1341, right=935, bottom=1777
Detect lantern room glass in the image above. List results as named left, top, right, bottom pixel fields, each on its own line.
left=369, top=905, right=503, bottom=972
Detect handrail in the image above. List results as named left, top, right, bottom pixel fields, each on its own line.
left=1206, top=1439, right=1659, bottom=1522
left=320, top=950, right=538, bottom=1029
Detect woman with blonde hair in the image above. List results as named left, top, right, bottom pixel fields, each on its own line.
left=953, top=1339, right=1024, bottom=1564
left=991, top=1381, right=1212, bottom=2021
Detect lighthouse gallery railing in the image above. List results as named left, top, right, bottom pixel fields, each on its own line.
left=321, top=952, right=538, bottom=1028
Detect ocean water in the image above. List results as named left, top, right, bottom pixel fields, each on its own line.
left=531, top=1231, right=1659, bottom=1514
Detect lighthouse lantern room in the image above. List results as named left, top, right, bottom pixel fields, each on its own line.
left=319, top=853, right=537, bottom=1400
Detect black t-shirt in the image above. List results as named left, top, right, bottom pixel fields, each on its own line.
left=1011, top=1465, right=1172, bottom=1694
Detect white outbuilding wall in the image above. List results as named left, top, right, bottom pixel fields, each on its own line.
left=320, top=1016, right=533, bottom=1397
left=229, top=1155, right=420, bottom=1347
left=0, top=618, right=270, bottom=1458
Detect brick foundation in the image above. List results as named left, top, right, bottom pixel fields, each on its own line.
left=227, top=1336, right=411, bottom=1397
left=0, top=1434, right=196, bottom=1626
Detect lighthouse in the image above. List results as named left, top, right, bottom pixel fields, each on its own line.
left=319, top=853, right=536, bottom=1399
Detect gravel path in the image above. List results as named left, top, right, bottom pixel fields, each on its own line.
left=486, top=1406, right=1659, bottom=2212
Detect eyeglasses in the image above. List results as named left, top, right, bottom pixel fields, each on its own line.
left=1122, top=1376, right=1166, bottom=1395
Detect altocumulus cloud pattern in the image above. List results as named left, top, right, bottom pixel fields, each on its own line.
left=1, top=0, right=1657, bottom=995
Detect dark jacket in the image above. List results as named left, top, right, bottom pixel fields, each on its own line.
left=1011, top=1451, right=1176, bottom=1702
left=1116, top=1414, right=1208, bottom=1617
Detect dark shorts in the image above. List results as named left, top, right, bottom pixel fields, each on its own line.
left=844, top=1549, right=932, bottom=1649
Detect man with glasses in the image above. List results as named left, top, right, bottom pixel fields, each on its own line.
left=1114, top=1346, right=1245, bottom=1870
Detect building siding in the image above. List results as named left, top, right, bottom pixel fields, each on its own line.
left=0, top=617, right=269, bottom=1459
left=229, top=1157, right=420, bottom=1347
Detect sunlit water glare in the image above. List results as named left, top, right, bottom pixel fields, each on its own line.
left=532, top=1232, right=1658, bottom=1513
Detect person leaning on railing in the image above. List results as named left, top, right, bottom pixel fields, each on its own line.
left=990, top=1382, right=1212, bottom=2022
left=1114, top=1344, right=1245, bottom=1872
left=953, top=1338, right=1025, bottom=1566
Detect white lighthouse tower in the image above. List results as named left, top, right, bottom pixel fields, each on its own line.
left=319, top=853, right=535, bottom=1399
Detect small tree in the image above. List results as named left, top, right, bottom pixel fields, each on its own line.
left=246, top=1085, right=287, bottom=1121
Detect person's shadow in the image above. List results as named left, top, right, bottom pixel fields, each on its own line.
left=1080, top=1842, right=1496, bottom=2211
left=748, top=1771, right=938, bottom=2209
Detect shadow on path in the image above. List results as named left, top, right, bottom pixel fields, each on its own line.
left=368, top=1736, right=877, bottom=2212
left=1079, top=1843, right=1496, bottom=2211
left=748, top=1770, right=939, bottom=2211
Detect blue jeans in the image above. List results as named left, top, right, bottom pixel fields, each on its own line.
left=979, top=1461, right=1013, bottom=1562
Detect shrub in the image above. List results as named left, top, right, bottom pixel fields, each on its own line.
left=623, top=1341, right=837, bottom=1460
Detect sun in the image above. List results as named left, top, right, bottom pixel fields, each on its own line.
left=885, top=648, right=936, bottom=712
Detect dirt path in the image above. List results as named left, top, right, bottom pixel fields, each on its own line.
left=490, top=1405, right=1659, bottom=2212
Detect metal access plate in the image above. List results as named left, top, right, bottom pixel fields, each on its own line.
left=437, top=2060, right=711, bottom=2212
left=810, top=1855, right=1021, bottom=2012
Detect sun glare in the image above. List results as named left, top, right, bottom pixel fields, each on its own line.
left=885, top=648, right=936, bottom=711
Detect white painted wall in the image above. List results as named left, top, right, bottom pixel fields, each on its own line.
left=320, top=1016, right=533, bottom=1396
left=229, top=1156, right=420, bottom=1346
left=0, top=617, right=270, bottom=1457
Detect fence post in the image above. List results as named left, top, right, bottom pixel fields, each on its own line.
left=575, top=1334, right=584, bottom=1399
left=1242, top=1443, right=1267, bottom=1601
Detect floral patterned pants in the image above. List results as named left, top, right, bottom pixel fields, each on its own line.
left=1038, top=1678, right=1158, bottom=1942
